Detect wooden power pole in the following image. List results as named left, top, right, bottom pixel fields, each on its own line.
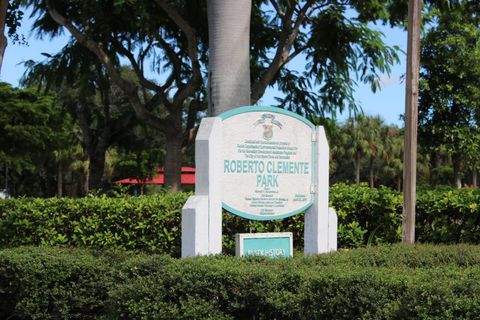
left=402, top=0, right=422, bottom=244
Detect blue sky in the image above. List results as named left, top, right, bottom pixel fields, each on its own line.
left=1, top=14, right=407, bottom=127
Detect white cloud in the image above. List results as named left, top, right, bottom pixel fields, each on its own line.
left=379, top=74, right=402, bottom=87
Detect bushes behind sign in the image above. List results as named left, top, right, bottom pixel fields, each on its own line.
left=1, top=184, right=480, bottom=255
left=1, top=245, right=480, bottom=319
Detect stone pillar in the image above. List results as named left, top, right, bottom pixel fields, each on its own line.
left=304, top=126, right=337, bottom=254
left=181, top=118, right=223, bottom=257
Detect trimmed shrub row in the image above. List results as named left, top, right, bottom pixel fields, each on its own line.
left=0, top=193, right=189, bottom=256
left=2, top=184, right=480, bottom=255
left=1, top=245, right=480, bottom=319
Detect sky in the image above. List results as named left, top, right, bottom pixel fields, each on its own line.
left=0, top=13, right=407, bottom=127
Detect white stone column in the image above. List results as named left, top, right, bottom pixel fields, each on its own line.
left=304, top=126, right=337, bottom=255
left=181, top=118, right=223, bottom=257
left=182, top=196, right=208, bottom=256
left=328, top=207, right=338, bottom=251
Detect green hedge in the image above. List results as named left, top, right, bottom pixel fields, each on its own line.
left=1, top=185, right=480, bottom=255
left=0, top=193, right=188, bottom=256
left=1, top=245, right=480, bottom=319
left=416, top=188, right=480, bottom=243
left=330, top=183, right=402, bottom=246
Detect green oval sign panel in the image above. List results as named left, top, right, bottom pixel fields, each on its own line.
left=220, top=106, right=315, bottom=220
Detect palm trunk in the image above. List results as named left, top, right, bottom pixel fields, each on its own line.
left=57, top=162, right=63, bottom=197
left=355, top=154, right=361, bottom=184
left=208, top=0, right=251, bottom=116
left=3, top=163, right=7, bottom=193
left=429, top=153, right=441, bottom=185
left=455, top=177, right=462, bottom=189
left=0, top=0, right=8, bottom=75
left=453, top=161, right=462, bottom=188
left=83, top=163, right=89, bottom=195
left=369, top=157, right=374, bottom=187
left=472, top=168, right=477, bottom=188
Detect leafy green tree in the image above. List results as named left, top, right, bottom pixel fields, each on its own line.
left=26, top=0, right=209, bottom=191
left=419, top=2, right=480, bottom=188
left=112, top=123, right=167, bottom=181
left=0, top=82, right=75, bottom=196
left=23, top=0, right=406, bottom=190
left=22, top=43, right=138, bottom=192
left=0, top=0, right=26, bottom=75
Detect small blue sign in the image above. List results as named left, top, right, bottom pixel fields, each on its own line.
left=236, top=232, right=293, bottom=258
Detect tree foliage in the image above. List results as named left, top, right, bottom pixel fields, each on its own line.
left=0, top=0, right=27, bottom=75
left=0, top=82, right=75, bottom=196
left=419, top=2, right=480, bottom=187
left=4, top=0, right=25, bottom=45
left=22, top=0, right=406, bottom=189
left=332, top=115, right=397, bottom=187
left=22, top=43, right=140, bottom=191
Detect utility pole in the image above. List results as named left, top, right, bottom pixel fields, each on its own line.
left=402, top=0, right=422, bottom=243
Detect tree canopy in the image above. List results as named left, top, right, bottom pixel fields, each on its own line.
left=0, top=82, right=75, bottom=196
left=0, top=0, right=27, bottom=74
left=419, top=2, right=480, bottom=187
left=22, top=0, right=407, bottom=189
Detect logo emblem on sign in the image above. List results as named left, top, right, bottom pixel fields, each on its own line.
left=253, top=114, right=282, bottom=140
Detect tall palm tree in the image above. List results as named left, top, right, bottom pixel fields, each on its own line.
left=338, top=115, right=390, bottom=186
left=341, top=117, right=369, bottom=184
left=383, top=127, right=404, bottom=191
left=361, top=116, right=386, bottom=188
left=207, top=0, right=251, bottom=115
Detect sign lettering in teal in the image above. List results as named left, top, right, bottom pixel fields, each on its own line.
left=236, top=232, right=293, bottom=258
left=220, top=106, right=315, bottom=221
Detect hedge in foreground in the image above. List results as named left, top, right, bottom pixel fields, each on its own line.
left=2, top=185, right=480, bottom=255
left=1, top=244, right=480, bottom=319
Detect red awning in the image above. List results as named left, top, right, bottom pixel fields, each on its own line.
left=114, top=167, right=195, bottom=185
left=154, top=167, right=195, bottom=173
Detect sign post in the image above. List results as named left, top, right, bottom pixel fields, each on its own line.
left=305, top=126, right=337, bottom=254
left=182, top=106, right=337, bottom=258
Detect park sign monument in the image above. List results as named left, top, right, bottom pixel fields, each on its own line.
left=222, top=106, right=314, bottom=220
left=182, top=106, right=337, bottom=257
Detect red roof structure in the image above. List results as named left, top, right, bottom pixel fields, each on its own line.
left=114, top=167, right=195, bottom=185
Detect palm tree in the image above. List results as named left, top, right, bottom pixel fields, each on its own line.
left=361, top=116, right=386, bottom=188
left=337, top=115, right=391, bottom=187
left=207, top=0, right=251, bottom=115
left=341, top=117, right=369, bottom=184
left=383, top=127, right=404, bottom=191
